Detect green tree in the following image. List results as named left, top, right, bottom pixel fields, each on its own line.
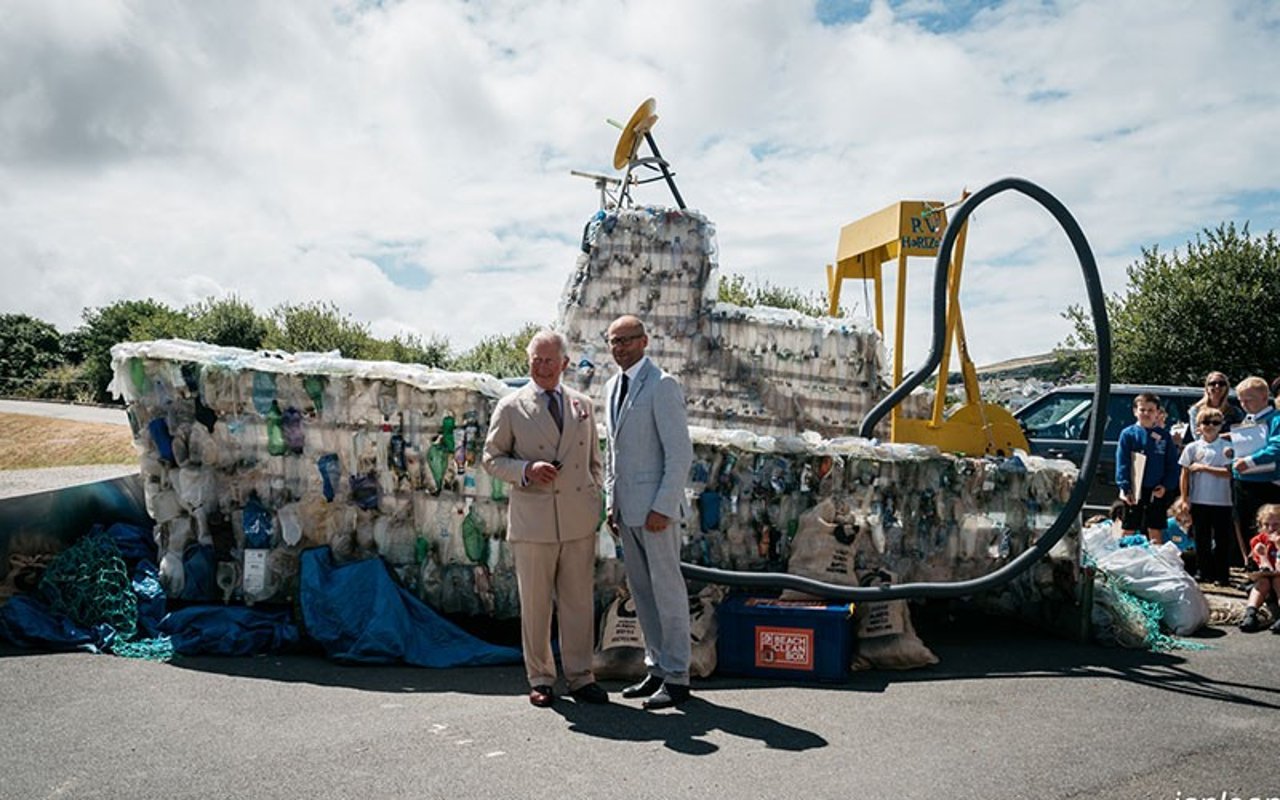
left=0, top=313, right=65, bottom=396
left=1061, top=223, right=1280, bottom=384
left=26, top=363, right=94, bottom=403
left=450, top=322, right=539, bottom=378
left=374, top=331, right=451, bottom=367
left=263, top=301, right=382, bottom=359
left=718, top=273, right=844, bottom=317
left=77, top=299, right=193, bottom=402
left=187, top=294, right=270, bottom=350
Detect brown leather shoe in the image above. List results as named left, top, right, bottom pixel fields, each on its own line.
left=529, top=685, right=555, bottom=707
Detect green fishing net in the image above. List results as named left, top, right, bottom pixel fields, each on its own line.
left=38, top=528, right=174, bottom=662
left=1085, top=552, right=1211, bottom=652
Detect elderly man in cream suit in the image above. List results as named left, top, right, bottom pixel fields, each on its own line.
left=483, top=330, right=609, bottom=708
left=603, top=315, right=695, bottom=710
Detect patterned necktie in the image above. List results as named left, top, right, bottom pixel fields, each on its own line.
left=547, top=390, right=563, bottom=432
left=616, top=373, right=630, bottom=417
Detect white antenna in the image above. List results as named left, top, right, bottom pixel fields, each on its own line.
left=569, top=169, right=624, bottom=211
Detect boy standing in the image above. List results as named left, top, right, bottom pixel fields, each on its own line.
left=1116, top=393, right=1181, bottom=544
left=1231, top=376, right=1280, bottom=559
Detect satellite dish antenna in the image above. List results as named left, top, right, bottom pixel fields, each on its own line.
left=607, top=97, right=686, bottom=210
left=612, top=97, right=658, bottom=170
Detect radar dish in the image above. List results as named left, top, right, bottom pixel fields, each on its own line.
left=612, top=97, right=659, bottom=170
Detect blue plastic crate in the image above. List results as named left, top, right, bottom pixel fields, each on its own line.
left=716, top=595, right=855, bottom=682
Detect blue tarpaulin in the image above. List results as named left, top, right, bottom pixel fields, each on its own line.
left=2, top=541, right=520, bottom=667
left=159, top=605, right=299, bottom=656
left=0, top=595, right=101, bottom=652
left=298, top=547, right=521, bottom=667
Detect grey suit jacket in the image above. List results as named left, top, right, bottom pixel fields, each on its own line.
left=604, top=358, right=694, bottom=528
left=482, top=382, right=604, bottom=544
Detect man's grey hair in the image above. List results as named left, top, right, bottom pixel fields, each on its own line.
left=526, top=328, right=569, bottom=359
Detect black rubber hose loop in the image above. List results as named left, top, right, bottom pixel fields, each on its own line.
left=680, top=177, right=1111, bottom=600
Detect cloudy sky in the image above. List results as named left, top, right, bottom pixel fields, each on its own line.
left=2, top=0, right=1278, bottom=368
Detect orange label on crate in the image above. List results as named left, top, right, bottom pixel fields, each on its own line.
left=754, top=626, right=814, bottom=670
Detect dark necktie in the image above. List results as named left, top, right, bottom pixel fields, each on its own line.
left=616, top=373, right=630, bottom=417
left=547, top=390, right=563, bottom=432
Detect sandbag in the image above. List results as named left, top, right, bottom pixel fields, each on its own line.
left=591, top=583, right=721, bottom=680
left=852, top=599, right=938, bottom=671
left=782, top=498, right=861, bottom=588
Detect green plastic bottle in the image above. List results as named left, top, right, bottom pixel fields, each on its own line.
left=266, top=401, right=285, bottom=456
left=303, top=374, right=325, bottom=413
left=129, top=358, right=147, bottom=395
left=462, top=505, right=488, bottom=563
left=440, top=414, right=456, bottom=452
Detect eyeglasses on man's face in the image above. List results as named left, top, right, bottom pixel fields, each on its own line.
left=607, top=333, right=643, bottom=347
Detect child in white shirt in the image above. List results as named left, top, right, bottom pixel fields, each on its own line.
left=1178, top=409, right=1236, bottom=585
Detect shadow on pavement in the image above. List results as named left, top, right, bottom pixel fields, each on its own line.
left=5, top=611, right=1277, bottom=711
left=831, top=613, right=1280, bottom=711
left=167, top=649, right=530, bottom=696
left=553, top=695, right=828, bottom=755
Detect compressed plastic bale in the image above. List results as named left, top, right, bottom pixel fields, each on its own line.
left=109, top=339, right=1079, bottom=622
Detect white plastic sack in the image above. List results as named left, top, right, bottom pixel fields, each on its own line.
left=1094, top=542, right=1209, bottom=635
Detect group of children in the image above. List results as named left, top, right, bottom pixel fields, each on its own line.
left=1114, top=389, right=1280, bottom=634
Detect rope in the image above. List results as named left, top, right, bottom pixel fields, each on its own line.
left=38, top=528, right=174, bottom=661
left=1084, top=552, right=1211, bottom=652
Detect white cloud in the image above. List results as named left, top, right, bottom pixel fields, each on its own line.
left=1, top=0, right=1277, bottom=372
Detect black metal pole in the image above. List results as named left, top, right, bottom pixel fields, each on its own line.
left=680, top=177, right=1112, bottom=601
left=644, top=132, right=686, bottom=210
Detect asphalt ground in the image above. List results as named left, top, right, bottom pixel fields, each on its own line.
left=0, top=399, right=128, bottom=426
left=3, top=400, right=1276, bottom=799
left=2, top=612, right=1277, bottom=800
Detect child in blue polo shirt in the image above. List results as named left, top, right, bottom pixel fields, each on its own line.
left=1116, top=393, right=1182, bottom=544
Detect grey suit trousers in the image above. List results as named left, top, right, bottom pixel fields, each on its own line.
left=619, top=522, right=691, bottom=685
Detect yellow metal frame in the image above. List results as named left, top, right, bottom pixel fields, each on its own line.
left=826, top=198, right=1028, bottom=457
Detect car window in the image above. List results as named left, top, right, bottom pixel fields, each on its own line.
left=1104, top=396, right=1135, bottom=440
left=1020, top=393, right=1092, bottom=439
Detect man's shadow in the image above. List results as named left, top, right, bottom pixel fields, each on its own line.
left=554, top=695, right=827, bottom=755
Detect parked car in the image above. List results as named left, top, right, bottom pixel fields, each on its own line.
left=1013, top=383, right=1235, bottom=515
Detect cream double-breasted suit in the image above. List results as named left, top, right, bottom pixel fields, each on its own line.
left=482, top=381, right=603, bottom=690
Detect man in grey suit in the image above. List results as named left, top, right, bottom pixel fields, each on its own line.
left=483, top=330, right=609, bottom=708
left=603, top=315, right=695, bottom=710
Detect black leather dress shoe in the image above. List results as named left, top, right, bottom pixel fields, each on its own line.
left=569, top=682, right=610, bottom=704
left=621, top=674, right=664, bottom=699
left=642, top=682, right=690, bottom=710
left=529, top=685, right=555, bottom=707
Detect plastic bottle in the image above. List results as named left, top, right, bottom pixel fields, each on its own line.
left=266, top=401, right=285, bottom=456
left=462, top=503, right=488, bottom=563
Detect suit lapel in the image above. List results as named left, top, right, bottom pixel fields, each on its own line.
left=612, top=360, right=653, bottom=435
left=555, top=390, right=580, bottom=462
left=522, top=384, right=560, bottom=444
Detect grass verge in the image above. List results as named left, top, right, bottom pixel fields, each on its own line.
left=0, top=413, right=137, bottom=470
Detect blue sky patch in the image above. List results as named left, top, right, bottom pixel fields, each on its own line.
left=815, top=0, right=1005, bottom=33
left=364, top=252, right=433, bottom=291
